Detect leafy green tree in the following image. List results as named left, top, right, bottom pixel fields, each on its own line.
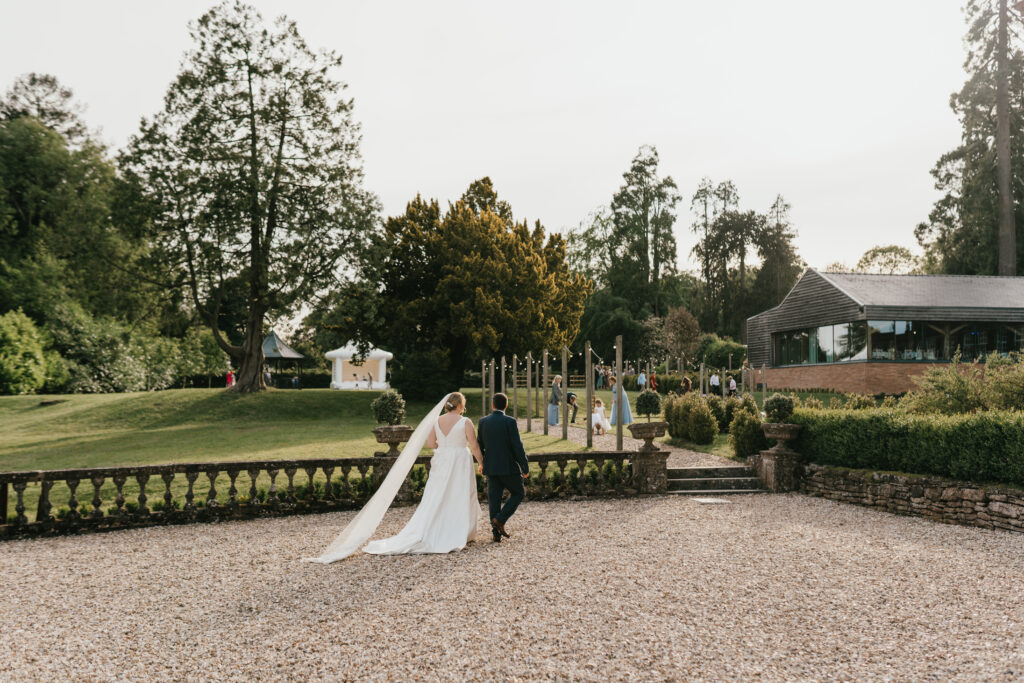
left=0, top=72, right=88, bottom=145
left=916, top=0, right=1024, bottom=275
left=121, top=1, right=379, bottom=393
left=856, top=245, right=920, bottom=274
left=0, top=116, right=158, bottom=325
left=663, top=306, right=701, bottom=359
left=751, top=195, right=803, bottom=310
left=607, top=145, right=681, bottom=316
left=0, top=309, right=46, bottom=394
left=313, top=178, right=590, bottom=399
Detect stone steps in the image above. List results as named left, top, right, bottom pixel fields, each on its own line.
left=666, top=465, right=766, bottom=495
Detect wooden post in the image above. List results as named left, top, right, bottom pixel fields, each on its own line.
left=561, top=346, right=569, bottom=441
left=512, top=354, right=518, bottom=420
left=526, top=352, right=533, bottom=433
left=489, top=359, right=496, bottom=410
left=500, top=355, right=506, bottom=394
left=615, top=335, right=624, bottom=451
left=542, top=350, right=549, bottom=436
left=585, top=341, right=593, bottom=448
left=762, top=363, right=767, bottom=406
left=700, top=361, right=705, bottom=395
left=481, top=359, right=487, bottom=415
left=721, top=368, right=726, bottom=399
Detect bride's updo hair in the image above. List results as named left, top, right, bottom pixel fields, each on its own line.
left=444, top=392, right=465, bottom=413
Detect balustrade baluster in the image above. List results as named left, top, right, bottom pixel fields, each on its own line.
left=340, top=464, right=352, bottom=498
left=322, top=467, right=335, bottom=501
left=205, top=470, right=219, bottom=508
left=303, top=467, right=317, bottom=503
left=594, top=458, right=606, bottom=492
left=227, top=470, right=239, bottom=508
left=284, top=467, right=297, bottom=504
left=247, top=468, right=259, bottom=505
left=184, top=471, right=198, bottom=512
left=113, top=475, right=127, bottom=516
left=576, top=458, right=588, bottom=495
left=557, top=459, right=568, bottom=491
left=161, top=473, right=174, bottom=515
left=267, top=469, right=280, bottom=508
left=37, top=480, right=53, bottom=522
left=0, top=481, right=7, bottom=524
left=12, top=482, right=27, bottom=526
left=136, top=474, right=150, bottom=515
left=67, top=478, right=80, bottom=520
left=538, top=460, right=549, bottom=496
left=356, top=464, right=370, bottom=497
left=90, top=475, right=105, bottom=519
left=615, top=460, right=626, bottom=494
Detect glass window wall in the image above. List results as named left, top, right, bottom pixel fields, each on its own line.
left=771, top=320, right=1023, bottom=366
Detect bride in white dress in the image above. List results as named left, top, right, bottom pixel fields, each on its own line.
left=305, top=391, right=483, bottom=563
left=365, top=392, right=483, bottom=554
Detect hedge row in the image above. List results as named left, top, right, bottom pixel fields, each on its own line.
left=619, top=373, right=698, bottom=394
left=790, top=408, right=1024, bottom=487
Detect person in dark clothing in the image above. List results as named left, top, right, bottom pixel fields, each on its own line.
left=566, top=391, right=578, bottom=422
left=477, top=392, right=530, bottom=542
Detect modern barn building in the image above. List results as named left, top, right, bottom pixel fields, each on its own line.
left=745, top=269, right=1024, bottom=394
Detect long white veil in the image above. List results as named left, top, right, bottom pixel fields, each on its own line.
left=303, top=393, right=451, bottom=564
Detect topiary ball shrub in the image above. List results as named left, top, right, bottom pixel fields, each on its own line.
left=704, top=395, right=727, bottom=432
left=803, top=396, right=824, bottom=410
left=729, top=409, right=769, bottom=458
left=687, top=398, right=719, bottom=445
left=764, top=393, right=795, bottom=423
left=635, top=390, right=662, bottom=422
left=724, top=396, right=742, bottom=429
left=828, top=395, right=845, bottom=410
left=739, top=393, right=759, bottom=416
left=844, top=393, right=876, bottom=410
left=371, top=389, right=407, bottom=425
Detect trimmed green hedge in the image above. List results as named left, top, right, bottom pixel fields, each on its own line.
left=791, top=408, right=1024, bottom=486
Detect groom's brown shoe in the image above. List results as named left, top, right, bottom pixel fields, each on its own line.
left=491, top=517, right=510, bottom=538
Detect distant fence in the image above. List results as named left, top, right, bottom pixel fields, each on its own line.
left=0, top=451, right=641, bottom=540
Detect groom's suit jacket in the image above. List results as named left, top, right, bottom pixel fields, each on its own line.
left=478, top=410, right=529, bottom=477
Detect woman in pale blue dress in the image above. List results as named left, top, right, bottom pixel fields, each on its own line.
left=608, top=377, right=633, bottom=426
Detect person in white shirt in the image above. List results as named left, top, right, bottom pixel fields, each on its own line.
left=709, top=372, right=720, bottom=394
left=728, top=376, right=737, bottom=396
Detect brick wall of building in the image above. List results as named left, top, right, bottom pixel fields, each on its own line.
left=760, top=362, right=938, bottom=394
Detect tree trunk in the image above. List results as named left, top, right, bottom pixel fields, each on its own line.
left=232, top=305, right=267, bottom=393
left=997, top=0, right=1016, bottom=276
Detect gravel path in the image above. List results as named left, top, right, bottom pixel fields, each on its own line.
left=3, top=495, right=1023, bottom=681
left=518, top=417, right=733, bottom=468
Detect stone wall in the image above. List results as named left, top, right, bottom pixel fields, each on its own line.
left=802, top=463, right=1024, bottom=533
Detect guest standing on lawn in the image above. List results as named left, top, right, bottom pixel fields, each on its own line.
left=608, top=377, right=633, bottom=426
left=548, top=375, right=562, bottom=426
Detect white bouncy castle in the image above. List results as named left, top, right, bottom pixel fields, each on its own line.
left=325, top=344, right=393, bottom=390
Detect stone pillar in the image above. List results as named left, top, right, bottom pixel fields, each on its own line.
left=372, top=452, right=414, bottom=502
left=630, top=449, right=669, bottom=494
left=753, top=427, right=803, bottom=493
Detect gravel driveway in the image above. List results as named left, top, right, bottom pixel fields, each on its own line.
left=2, top=495, right=1023, bottom=681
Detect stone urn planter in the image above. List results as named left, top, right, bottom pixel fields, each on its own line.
left=757, top=423, right=803, bottom=492
left=627, top=421, right=668, bottom=452
left=372, top=425, right=415, bottom=457
left=761, top=423, right=802, bottom=454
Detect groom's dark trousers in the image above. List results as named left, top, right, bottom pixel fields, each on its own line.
left=478, top=409, right=530, bottom=524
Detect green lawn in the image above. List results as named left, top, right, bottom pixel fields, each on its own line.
left=0, top=387, right=583, bottom=519
left=663, top=432, right=735, bottom=460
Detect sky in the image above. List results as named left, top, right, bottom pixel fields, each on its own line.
left=0, top=0, right=968, bottom=272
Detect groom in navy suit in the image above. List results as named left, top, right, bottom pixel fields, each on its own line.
left=477, top=393, right=530, bottom=543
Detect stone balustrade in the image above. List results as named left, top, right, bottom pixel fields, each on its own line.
left=0, top=449, right=653, bottom=540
